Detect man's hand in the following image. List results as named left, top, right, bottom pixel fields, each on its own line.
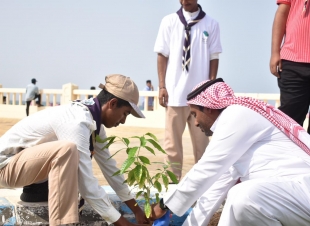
left=270, top=3, right=290, bottom=78
left=133, top=206, right=150, bottom=224
left=124, top=199, right=150, bottom=224
left=149, top=203, right=168, bottom=221
left=270, top=52, right=282, bottom=78
left=157, top=53, right=168, bottom=107
left=159, top=88, right=168, bottom=107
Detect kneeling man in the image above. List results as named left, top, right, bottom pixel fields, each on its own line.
left=0, top=74, right=149, bottom=226
left=151, top=78, right=310, bottom=226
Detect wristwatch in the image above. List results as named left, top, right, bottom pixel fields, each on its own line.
left=159, top=198, right=169, bottom=210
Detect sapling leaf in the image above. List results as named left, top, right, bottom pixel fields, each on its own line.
left=162, top=174, right=169, bottom=191
left=154, top=180, right=162, bottom=193
left=128, top=147, right=139, bottom=158
left=155, top=193, right=160, bottom=203
left=135, top=191, right=144, bottom=199
left=167, top=170, right=179, bottom=184
left=171, top=162, right=181, bottom=165
left=101, top=136, right=116, bottom=150
left=154, top=173, right=161, bottom=180
left=152, top=162, right=165, bottom=165
left=138, top=156, right=150, bottom=165
left=144, top=146, right=155, bottom=155
left=127, top=170, right=136, bottom=186
left=111, top=170, right=121, bottom=176
left=145, top=132, right=158, bottom=142
left=108, top=148, right=126, bottom=159
left=146, top=139, right=166, bottom=154
left=145, top=202, right=151, bottom=218
left=96, top=135, right=116, bottom=144
left=120, top=157, right=135, bottom=174
left=122, top=137, right=130, bottom=146
left=139, top=136, right=147, bottom=147
left=139, top=170, right=147, bottom=189
left=134, top=165, right=143, bottom=181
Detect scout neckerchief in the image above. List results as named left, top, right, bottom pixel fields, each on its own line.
left=82, top=97, right=102, bottom=156
left=74, top=97, right=102, bottom=214
left=187, top=78, right=310, bottom=155
left=176, top=4, right=205, bottom=71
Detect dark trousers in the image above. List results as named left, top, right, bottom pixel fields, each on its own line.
left=278, top=60, right=310, bottom=134
left=26, top=94, right=41, bottom=116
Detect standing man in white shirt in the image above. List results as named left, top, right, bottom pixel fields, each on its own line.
left=151, top=78, right=310, bottom=226
left=154, top=0, right=222, bottom=180
left=0, top=74, right=150, bottom=226
left=25, top=78, right=42, bottom=116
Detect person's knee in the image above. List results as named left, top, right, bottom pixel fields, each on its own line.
left=226, top=183, right=261, bottom=221
left=58, top=141, right=79, bottom=162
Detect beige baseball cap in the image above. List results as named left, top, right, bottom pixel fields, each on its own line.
left=99, top=74, right=145, bottom=118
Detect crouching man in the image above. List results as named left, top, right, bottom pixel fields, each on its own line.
left=0, top=74, right=150, bottom=226
left=151, top=78, right=310, bottom=226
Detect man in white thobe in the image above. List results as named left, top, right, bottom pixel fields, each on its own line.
left=151, top=78, right=310, bottom=226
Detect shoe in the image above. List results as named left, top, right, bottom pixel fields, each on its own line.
left=20, top=181, right=48, bottom=202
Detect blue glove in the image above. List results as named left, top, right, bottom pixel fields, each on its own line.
left=152, top=210, right=170, bottom=226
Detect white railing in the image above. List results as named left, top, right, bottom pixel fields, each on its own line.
left=41, top=89, right=63, bottom=106
left=0, top=84, right=282, bottom=110
left=0, top=88, right=25, bottom=105
left=1, top=83, right=308, bottom=129
left=0, top=83, right=287, bottom=122
left=0, top=87, right=62, bottom=107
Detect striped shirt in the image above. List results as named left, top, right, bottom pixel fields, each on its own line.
left=277, top=0, right=310, bottom=63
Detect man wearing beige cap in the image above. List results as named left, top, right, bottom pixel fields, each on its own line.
left=0, top=74, right=149, bottom=226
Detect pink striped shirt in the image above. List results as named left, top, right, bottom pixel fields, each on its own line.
left=277, top=0, right=310, bottom=63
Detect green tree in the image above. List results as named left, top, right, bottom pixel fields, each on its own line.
left=96, top=133, right=179, bottom=218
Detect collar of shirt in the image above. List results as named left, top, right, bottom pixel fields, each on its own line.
left=210, top=110, right=224, bottom=132
left=182, top=7, right=200, bottom=23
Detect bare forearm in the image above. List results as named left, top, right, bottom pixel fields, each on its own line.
left=157, top=53, right=168, bottom=88
left=209, top=59, right=219, bottom=80
left=271, top=4, right=290, bottom=55
left=125, top=199, right=140, bottom=213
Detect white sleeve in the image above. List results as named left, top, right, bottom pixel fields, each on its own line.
left=208, top=20, right=222, bottom=55
left=55, top=117, right=121, bottom=224
left=164, top=107, right=264, bottom=216
left=210, top=53, right=220, bottom=60
left=182, top=171, right=237, bottom=226
left=154, top=16, right=171, bottom=57
left=93, top=125, right=133, bottom=202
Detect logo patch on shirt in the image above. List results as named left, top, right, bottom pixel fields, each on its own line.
left=202, top=31, right=209, bottom=44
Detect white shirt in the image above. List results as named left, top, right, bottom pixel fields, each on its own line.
left=164, top=105, right=310, bottom=218
left=25, top=83, right=39, bottom=101
left=0, top=102, right=133, bottom=224
left=154, top=9, right=222, bottom=106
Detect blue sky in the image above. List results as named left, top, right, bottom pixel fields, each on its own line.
left=0, top=1, right=278, bottom=93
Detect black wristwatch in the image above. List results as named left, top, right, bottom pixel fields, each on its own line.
left=159, top=198, right=169, bottom=210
